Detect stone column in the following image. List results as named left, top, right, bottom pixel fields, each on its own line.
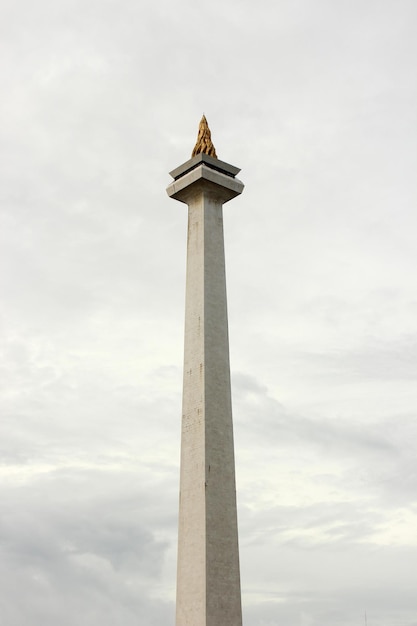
left=167, top=136, right=244, bottom=626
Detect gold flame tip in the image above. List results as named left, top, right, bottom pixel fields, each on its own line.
left=192, top=115, right=217, bottom=159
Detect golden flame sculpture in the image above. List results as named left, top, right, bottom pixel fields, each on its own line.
left=192, top=115, right=217, bottom=159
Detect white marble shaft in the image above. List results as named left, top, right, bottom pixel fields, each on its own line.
left=167, top=155, right=244, bottom=626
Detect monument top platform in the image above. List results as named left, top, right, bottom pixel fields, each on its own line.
left=166, top=154, right=244, bottom=204
left=169, top=153, right=241, bottom=181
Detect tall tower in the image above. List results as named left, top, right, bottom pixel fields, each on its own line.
left=167, top=116, right=244, bottom=626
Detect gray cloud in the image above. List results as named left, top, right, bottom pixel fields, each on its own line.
left=0, top=470, right=173, bottom=625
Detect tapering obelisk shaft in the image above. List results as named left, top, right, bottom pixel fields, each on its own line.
left=167, top=118, right=244, bottom=626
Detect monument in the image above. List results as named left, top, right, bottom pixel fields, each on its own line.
left=167, top=116, right=244, bottom=626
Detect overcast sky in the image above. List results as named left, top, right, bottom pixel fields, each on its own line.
left=1, top=1, right=416, bottom=625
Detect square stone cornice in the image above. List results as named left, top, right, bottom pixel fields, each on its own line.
left=167, top=159, right=244, bottom=205
left=169, top=153, right=241, bottom=180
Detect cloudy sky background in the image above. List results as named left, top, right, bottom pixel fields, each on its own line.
left=1, top=0, right=416, bottom=624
